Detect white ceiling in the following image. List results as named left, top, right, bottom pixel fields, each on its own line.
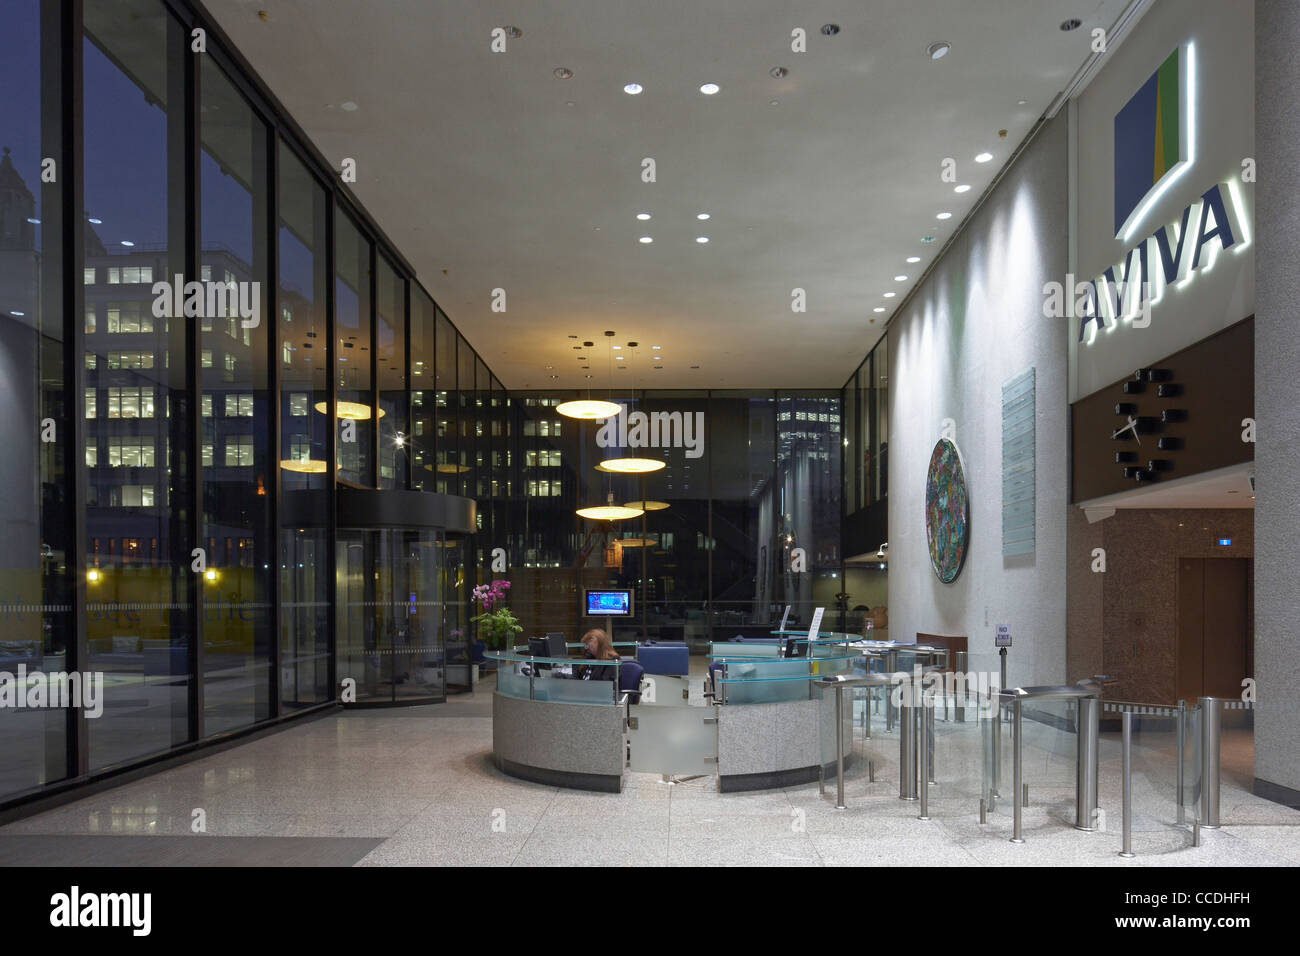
left=207, top=0, right=1130, bottom=389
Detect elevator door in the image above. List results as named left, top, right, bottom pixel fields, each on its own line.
left=337, top=528, right=446, bottom=703
left=1176, top=558, right=1250, bottom=701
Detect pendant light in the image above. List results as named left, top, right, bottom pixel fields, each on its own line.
left=576, top=492, right=643, bottom=521
left=556, top=398, right=622, bottom=420
left=593, top=333, right=664, bottom=472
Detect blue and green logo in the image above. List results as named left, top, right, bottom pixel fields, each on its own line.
left=1113, top=46, right=1189, bottom=238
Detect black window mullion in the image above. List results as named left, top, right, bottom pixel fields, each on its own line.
left=266, top=121, right=281, bottom=718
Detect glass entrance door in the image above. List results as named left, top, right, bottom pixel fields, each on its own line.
left=337, top=528, right=446, bottom=704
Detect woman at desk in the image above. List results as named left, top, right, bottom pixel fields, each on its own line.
left=578, top=628, right=619, bottom=683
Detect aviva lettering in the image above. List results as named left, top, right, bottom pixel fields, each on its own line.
left=595, top=405, right=704, bottom=459
left=1044, top=181, right=1247, bottom=344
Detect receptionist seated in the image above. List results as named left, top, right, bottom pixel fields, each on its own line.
left=578, top=628, right=620, bottom=683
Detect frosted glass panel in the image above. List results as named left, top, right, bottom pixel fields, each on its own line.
left=629, top=705, right=716, bottom=776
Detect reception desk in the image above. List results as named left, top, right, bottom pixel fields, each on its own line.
left=487, top=642, right=865, bottom=793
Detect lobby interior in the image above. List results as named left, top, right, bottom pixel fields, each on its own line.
left=1, top=0, right=1298, bottom=868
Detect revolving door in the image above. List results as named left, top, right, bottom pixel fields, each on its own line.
left=336, top=528, right=447, bottom=703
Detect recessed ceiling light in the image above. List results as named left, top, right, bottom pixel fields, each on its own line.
left=696, top=236, right=709, bottom=243
left=613, top=345, right=622, bottom=350
left=697, top=213, right=710, bottom=220
left=873, top=307, right=885, bottom=313
left=120, top=240, right=134, bottom=247
left=623, top=83, right=643, bottom=95
left=821, top=24, right=840, bottom=36
left=883, top=292, right=896, bottom=298
left=699, top=83, right=720, bottom=95
left=653, top=356, right=661, bottom=360
left=340, top=101, right=358, bottom=111
left=1017, top=100, right=1028, bottom=106
left=554, top=67, right=573, bottom=79
left=636, top=213, right=651, bottom=220
left=921, top=236, right=936, bottom=243
left=927, top=41, right=951, bottom=60
left=88, top=217, right=102, bottom=224
left=954, top=184, right=971, bottom=193
left=936, top=212, right=952, bottom=220
left=652, top=345, right=661, bottom=349
left=639, top=236, right=653, bottom=243
left=26, top=217, right=40, bottom=225
left=906, top=256, right=920, bottom=263
left=894, top=275, right=908, bottom=281
left=1060, top=18, right=1082, bottom=31
left=975, top=152, right=993, bottom=163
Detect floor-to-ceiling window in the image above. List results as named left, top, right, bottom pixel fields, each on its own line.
left=334, top=208, right=372, bottom=487
left=0, top=0, right=70, bottom=800
left=277, top=141, right=331, bottom=709
left=199, top=55, right=272, bottom=734
left=83, top=0, right=191, bottom=770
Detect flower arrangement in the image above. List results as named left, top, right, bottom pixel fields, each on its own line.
left=470, top=579, right=523, bottom=649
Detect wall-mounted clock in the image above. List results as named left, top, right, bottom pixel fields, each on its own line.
left=1110, top=367, right=1188, bottom=482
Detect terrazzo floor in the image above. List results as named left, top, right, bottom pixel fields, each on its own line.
left=2, top=672, right=1296, bottom=867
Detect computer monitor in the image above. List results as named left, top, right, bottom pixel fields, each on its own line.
left=528, top=636, right=550, bottom=661
left=544, top=632, right=567, bottom=659
left=585, top=589, right=633, bottom=617
left=783, top=637, right=808, bottom=658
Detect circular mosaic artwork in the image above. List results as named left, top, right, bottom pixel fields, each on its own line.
left=924, top=438, right=969, bottom=584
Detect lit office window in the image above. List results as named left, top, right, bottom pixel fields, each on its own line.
left=224, top=393, right=253, bottom=417
left=106, top=351, right=155, bottom=370
left=83, top=267, right=95, bottom=284
left=224, top=436, right=253, bottom=467
left=85, top=310, right=96, bottom=333
left=201, top=394, right=212, bottom=417
left=201, top=349, right=213, bottom=368
left=85, top=389, right=96, bottom=419
left=107, top=386, right=155, bottom=419
left=202, top=442, right=214, bottom=467
left=120, top=485, right=155, bottom=507
left=85, top=445, right=97, bottom=468
left=106, top=437, right=155, bottom=468
left=289, top=393, right=308, bottom=416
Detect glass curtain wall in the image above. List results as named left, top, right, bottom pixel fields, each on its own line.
left=0, top=0, right=69, bottom=797
left=83, top=0, right=191, bottom=770
left=0, top=0, right=509, bottom=806
left=277, top=142, right=330, bottom=708
left=199, top=56, right=272, bottom=734
left=502, top=390, right=841, bottom=649
left=333, top=209, right=372, bottom=487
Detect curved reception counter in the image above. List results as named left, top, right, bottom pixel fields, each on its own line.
left=487, top=642, right=866, bottom=793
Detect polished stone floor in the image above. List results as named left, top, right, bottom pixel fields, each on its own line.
left=1, top=675, right=1297, bottom=867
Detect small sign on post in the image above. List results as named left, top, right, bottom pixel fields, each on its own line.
left=995, top=625, right=1012, bottom=648
left=808, top=607, right=825, bottom=641
left=779, top=605, right=792, bottom=632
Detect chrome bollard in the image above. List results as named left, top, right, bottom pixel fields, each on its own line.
left=1120, top=710, right=1135, bottom=857
left=1199, top=696, right=1222, bottom=828
left=926, top=698, right=936, bottom=784
left=1176, top=700, right=1186, bottom=826
left=919, top=689, right=931, bottom=820
left=954, top=650, right=968, bottom=722
left=899, top=691, right=918, bottom=800
left=1075, top=695, right=1101, bottom=830
left=1011, top=696, right=1024, bottom=844
left=833, top=684, right=846, bottom=810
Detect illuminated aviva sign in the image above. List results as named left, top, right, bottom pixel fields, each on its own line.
left=1071, top=42, right=1252, bottom=345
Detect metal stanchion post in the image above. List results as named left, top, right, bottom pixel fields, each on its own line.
left=1075, top=695, right=1100, bottom=830
left=1010, top=696, right=1024, bottom=844
left=899, top=686, right=917, bottom=800
left=1176, top=700, right=1186, bottom=826
left=1199, top=696, right=1222, bottom=828
left=954, top=650, right=968, bottom=722
left=926, top=695, right=936, bottom=784
left=834, top=683, right=846, bottom=810
left=919, top=688, right=931, bottom=820
left=1120, top=711, right=1135, bottom=858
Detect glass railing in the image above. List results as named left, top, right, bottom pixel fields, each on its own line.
left=711, top=651, right=866, bottom=704
left=486, top=647, right=626, bottom=704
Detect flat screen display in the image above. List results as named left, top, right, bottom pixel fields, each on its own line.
left=585, top=589, right=633, bottom=616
